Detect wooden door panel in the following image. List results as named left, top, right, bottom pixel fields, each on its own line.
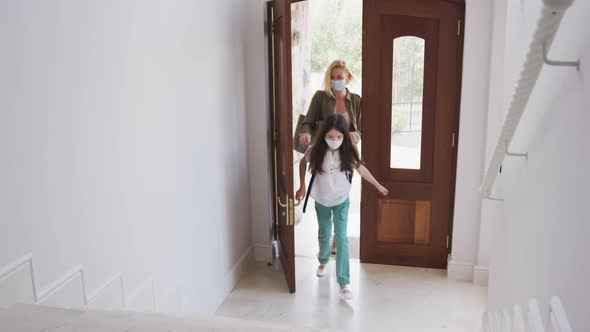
left=377, top=199, right=432, bottom=245
left=361, top=0, right=464, bottom=269
left=269, top=0, right=296, bottom=293
left=378, top=182, right=433, bottom=198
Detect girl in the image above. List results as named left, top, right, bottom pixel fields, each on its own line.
left=295, top=113, right=388, bottom=300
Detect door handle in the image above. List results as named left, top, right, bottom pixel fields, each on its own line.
left=293, top=197, right=302, bottom=207
left=277, top=195, right=288, bottom=208
left=276, top=195, right=295, bottom=226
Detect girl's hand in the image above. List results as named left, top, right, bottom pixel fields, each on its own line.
left=299, top=133, right=311, bottom=146
left=296, top=187, right=306, bottom=201
left=376, top=184, right=388, bottom=196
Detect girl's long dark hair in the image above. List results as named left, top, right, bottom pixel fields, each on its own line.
left=309, top=114, right=361, bottom=175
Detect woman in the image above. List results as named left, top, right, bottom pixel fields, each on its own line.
left=298, top=60, right=362, bottom=255
left=299, top=60, right=362, bottom=146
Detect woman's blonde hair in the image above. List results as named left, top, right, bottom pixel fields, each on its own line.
left=322, top=60, right=354, bottom=97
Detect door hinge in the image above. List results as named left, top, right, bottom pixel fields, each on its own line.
left=446, top=235, right=450, bottom=249
left=457, top=19, right=461, bottom=36
left=452, top=132, right=456, bottom=148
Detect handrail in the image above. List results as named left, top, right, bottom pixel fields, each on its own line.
left=480, top=0, right=579, bottom=199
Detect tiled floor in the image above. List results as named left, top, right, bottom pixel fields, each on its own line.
left=216, top=257, right=487, bottom=332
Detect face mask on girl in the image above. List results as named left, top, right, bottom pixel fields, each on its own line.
left=325, top=138, right=343, bottom=150
left=330, top=79, right=346, bottom=91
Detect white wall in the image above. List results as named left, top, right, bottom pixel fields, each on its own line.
left=486, top=0, right=590, bottom=330
left=244, top=0, right=274, bottom=262
left=470, top=0, right=508, bottom=286
left=447, top=0, right=494, bottom=281
left=0, top=0, right=252, bottom=314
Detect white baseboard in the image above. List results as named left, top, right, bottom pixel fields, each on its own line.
left=1, top=247, right=255, bottom=315
left=253, top=243, right=271, bottom=262
left=223, top=246, right=254, bottom=296
left=473, top=265, right=489, bottom=286
left=125, top=278, right=155, bottom=312
left=0, top=254, right=169, bottom=312
left=205, top=245, right=255, bottom=314
left=447, top=260, right=489, bottom=286
left=0, top=257, right=36, bottom=308
left=447, top=260, right=475, bottom=281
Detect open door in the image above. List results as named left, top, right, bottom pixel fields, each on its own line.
left=268, top=0, right=296, bottom=293
left=360, top=0, right=464, bottom=268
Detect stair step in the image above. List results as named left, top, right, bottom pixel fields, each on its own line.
left=0, top=304, right=325, bottom=332
left=51, top=308, right=140, bottom=331
left=0, top=304, right=85, bottom=331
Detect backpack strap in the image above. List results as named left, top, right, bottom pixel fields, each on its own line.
left=345, top=169, right=353, bottom=183
left=303, top=169, right=353, bottom=213
left=302, top=173, right=316, bottom=213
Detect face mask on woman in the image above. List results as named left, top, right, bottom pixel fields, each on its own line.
left=325, top=138, right=343, bottom=150
left=331, top=79, right=346, bottom=91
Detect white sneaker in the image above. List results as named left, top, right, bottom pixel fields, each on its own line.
left=316, top=265, right=327, bottom=277
left=340, top=287, right=353, bottom=300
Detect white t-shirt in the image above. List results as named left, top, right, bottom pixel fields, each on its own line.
left=306, top=149, right=353, bottom=207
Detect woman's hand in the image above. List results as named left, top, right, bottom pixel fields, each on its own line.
left=375, top=184, right=388, bottom=196
left=296, top=187, right=306, bottom=201
left=299, top=133, right=311, bottom=146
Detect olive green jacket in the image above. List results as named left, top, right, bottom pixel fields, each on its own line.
left=300, top=89, right=362, bottom=144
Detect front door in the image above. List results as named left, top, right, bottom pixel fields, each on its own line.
left=360, top=0, right=464, bottom=268
left=268, top=0, right=296, bottom=292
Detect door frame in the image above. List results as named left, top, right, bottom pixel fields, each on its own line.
left=264, top=0, right=465, bottom=277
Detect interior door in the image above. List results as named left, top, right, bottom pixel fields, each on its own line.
left=268, top=0, right=296, bottom=293
left=360, top=0, right=464, bottom=268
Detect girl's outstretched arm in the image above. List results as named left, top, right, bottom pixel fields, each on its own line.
left=356, top=165, right=389, bottom=196
left=295, top=156, right=308, bottom=201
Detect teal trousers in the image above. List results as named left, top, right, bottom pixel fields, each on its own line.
left=315, top=198, right=350, bottom=285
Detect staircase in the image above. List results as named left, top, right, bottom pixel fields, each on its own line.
left=0, top=303, right=325, bottom=331
left=0, top=252, right=326, bottom=331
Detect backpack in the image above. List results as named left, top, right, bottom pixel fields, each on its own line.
left=302, top=169, right=353, bottom=213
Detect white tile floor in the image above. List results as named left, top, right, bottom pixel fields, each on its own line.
left=216, top=257, right=487, bottom=332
